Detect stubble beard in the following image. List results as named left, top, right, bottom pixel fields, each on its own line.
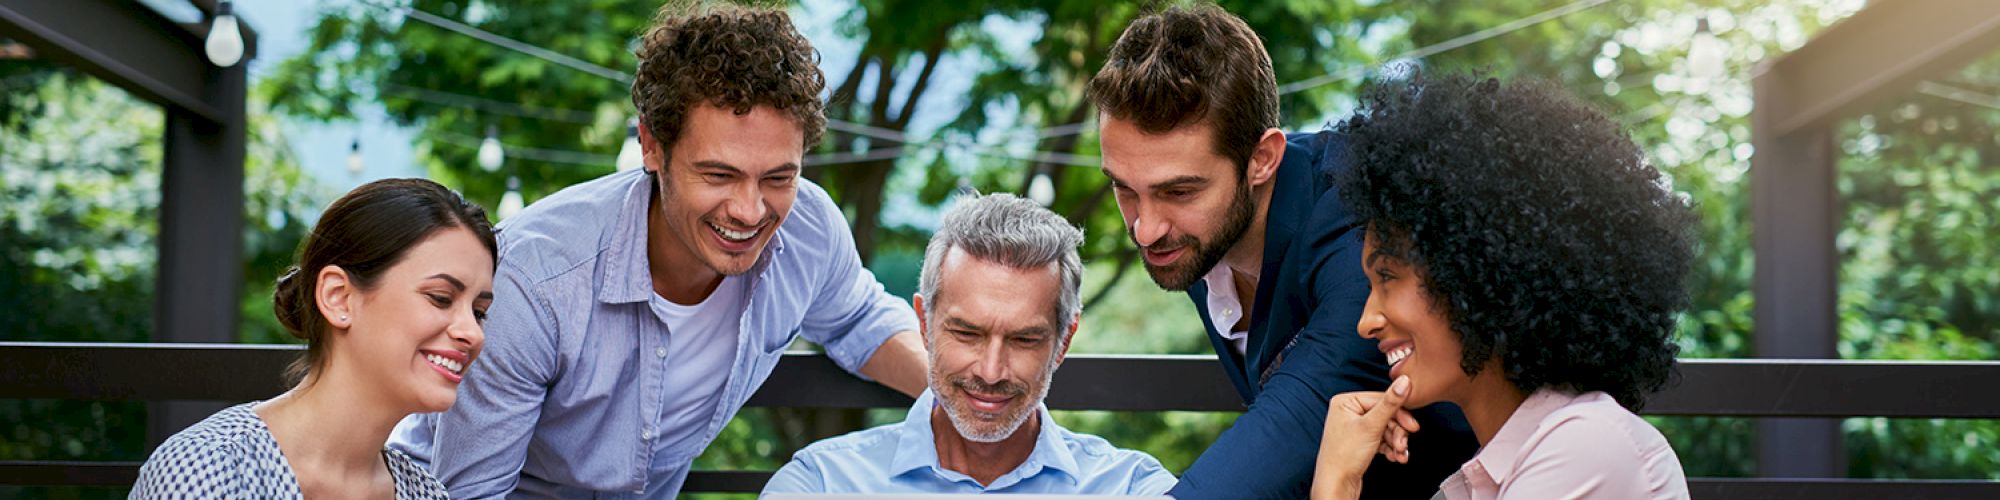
left=1138, top=180, right=1256, bottom=290
left=927, top=332, right=1060, bottom=443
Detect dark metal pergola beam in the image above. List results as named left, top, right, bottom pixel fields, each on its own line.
left=0, top=0, right=256, bottom=123
left=0, top=0, right=257, bottom=448
left=1755, top=1, right=2000, bottom=137
left=1749, top=0, right=2000, bottom=480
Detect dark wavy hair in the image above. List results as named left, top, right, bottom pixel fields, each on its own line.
left=1088, top=2, right=1278, bottom=170
left=632, top=3, right=826, bottom=167
left=1335, top=72, right=1696, bottom=410
left=273, top=178, right=497, bottom=386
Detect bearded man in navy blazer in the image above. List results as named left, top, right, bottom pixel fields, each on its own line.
left=1087, top=4, right=1478, bottom=498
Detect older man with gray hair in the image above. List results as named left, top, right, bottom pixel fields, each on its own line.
left=761, top=193, right=1177, bottom=495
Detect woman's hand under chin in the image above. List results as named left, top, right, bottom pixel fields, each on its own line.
left=1311, top=376, right=1421, bottom=500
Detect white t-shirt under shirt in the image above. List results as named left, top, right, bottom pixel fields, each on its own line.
left=1201, top=264, right=1252, bottom=357
left=649, top=275, right=746, bottom=453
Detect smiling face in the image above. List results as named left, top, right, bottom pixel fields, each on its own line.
left=335, top=226, right=493, bottom=414
left=1099, top=117, right=1257, bottom=290
left=644, top=103, right=805, bottom=278
left=1357, top=230, right=1472, bottom=409
left=917, top=246, right=1075, bottom=443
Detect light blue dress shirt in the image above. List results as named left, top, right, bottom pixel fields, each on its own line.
left=388, top=169, right=917, bottom=499
left=762, top=390, right=1179, bottom=495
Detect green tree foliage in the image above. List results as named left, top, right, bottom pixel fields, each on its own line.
left=0, top=63, right=327, bottom=497
left=1829, top=51, right=2000, bottom=479
left=262, top=0, right=646, bottom=207
left=0, top=71, right=161, bottom=495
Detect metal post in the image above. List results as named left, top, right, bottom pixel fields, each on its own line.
left=148, top=63, right=247, bottom=447
left=1745, top=0, right=2000, bottom=478
left=1749, top=120, right=1843, bottom=477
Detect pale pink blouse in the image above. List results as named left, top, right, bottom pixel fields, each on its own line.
left=1437, top=389, right=1689, bottom=500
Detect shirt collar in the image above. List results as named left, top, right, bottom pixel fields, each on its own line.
left=1467, top=388, right=1581, bottom=485
left=888, top=389, right=1079, bottom=488
left=598, top=171, right=786, bottom=304
left=1200, top=265, right=1248, bottom=342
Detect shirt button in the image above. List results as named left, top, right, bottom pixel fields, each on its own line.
left=642, top=429, right=654, bottom=440
left=655, top=347, right=667, bottom=358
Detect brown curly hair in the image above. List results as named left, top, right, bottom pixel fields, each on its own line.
left=632, top=4, right=826, bottom=167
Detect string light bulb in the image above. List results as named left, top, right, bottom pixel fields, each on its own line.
left=204, top=1, right=244, bottom=67
left=616, top=118, right=644, bottom=171
left=478, top=124, right=504, bottom=172
left=1027, top=172, right=1055, bottom=206
left=499, top=176, right=525, bottom=219
left=954, top=177, right=977, bottom=198
left=346, top=138, right=364, bottom=175
left=1688, top=16, right=1726, bottom=80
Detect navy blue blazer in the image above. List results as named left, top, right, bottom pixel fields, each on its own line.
left=1168, top=131, right=1479, bottom=499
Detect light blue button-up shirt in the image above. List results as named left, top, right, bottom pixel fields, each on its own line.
left=762, top=390, right=1178, bottom=495
left=388, top=169, right=916, bottom=499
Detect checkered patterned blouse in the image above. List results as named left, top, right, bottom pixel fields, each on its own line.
left=130, top=402, right=447, bottom=499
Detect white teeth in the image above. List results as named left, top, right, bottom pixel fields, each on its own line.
left=710, top=223, right=757, bottom=241
left=425, top=354, right=463, bottom=374
left=1386, top=347, right=1413, bottom=366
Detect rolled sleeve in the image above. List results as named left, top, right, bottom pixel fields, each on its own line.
left=797, top=195, right=918, bottom=379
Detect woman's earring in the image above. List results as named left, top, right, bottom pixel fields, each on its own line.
left=340, top=315, right=349, bottom=323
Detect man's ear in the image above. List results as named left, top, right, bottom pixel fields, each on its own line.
left=315, top=265, right=355, bottom=331
left=913, top=294, right=932, bottom=346
left=637, top=119, right=667, bottom=174
left=1056, top=312, right=1080, bottom=366
left=1245, top=127, right=1287, bottom=188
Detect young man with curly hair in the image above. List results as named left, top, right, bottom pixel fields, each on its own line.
left=1087, top=4, right=1478, bottom=498
left=388, top=4, right=928, bottom=498
left=1313, top=73, right=1694, bottom=500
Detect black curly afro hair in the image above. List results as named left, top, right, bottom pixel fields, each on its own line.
left=1334, top=72, right=1697, bottom=411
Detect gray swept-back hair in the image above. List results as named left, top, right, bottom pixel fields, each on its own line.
left=917, top=193, right=1087, bottom=340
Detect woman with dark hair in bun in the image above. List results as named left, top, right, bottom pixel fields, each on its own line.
left=132, top=178, right=497, bottom=499
left=1311, top=73, right=1695, bottom=500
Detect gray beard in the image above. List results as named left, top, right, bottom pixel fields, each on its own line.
left=928, top=336, right=1061, bottom=443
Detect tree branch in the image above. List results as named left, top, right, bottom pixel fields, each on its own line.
left=869, top=55, right=898, bottom=125
left=1084, top=248, right=1139, bottom=312
left=893, top=27, right=951, bottom=130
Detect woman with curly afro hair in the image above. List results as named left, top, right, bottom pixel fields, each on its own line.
left=1309, top=72, right=1696, bottom=500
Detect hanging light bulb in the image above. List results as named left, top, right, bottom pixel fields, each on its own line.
left=346, top=138, right=364, bottom=175
left=1027, top=171, right=1055, bottom=206
left=478, top=124, right=504, bottom=172
left=954, top=177, right=977, bottom=198
left=499, top=176, right=525, bottom=219
left=1687, top=16, right=1726, bottom=80
left=204, top=1, right=244, bottom=67
left=615, top=119, right=644, bottom=172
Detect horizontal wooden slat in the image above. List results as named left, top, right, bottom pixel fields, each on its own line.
left=744, top=352, right=1244, bottom=412
left=0, top=461, right=140, bottom=487
left=7, top=342, right=2000, bottom=418
left=1643, top=358, right=2000, bottom=418
left=0, top=342, right=296, bottom=401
